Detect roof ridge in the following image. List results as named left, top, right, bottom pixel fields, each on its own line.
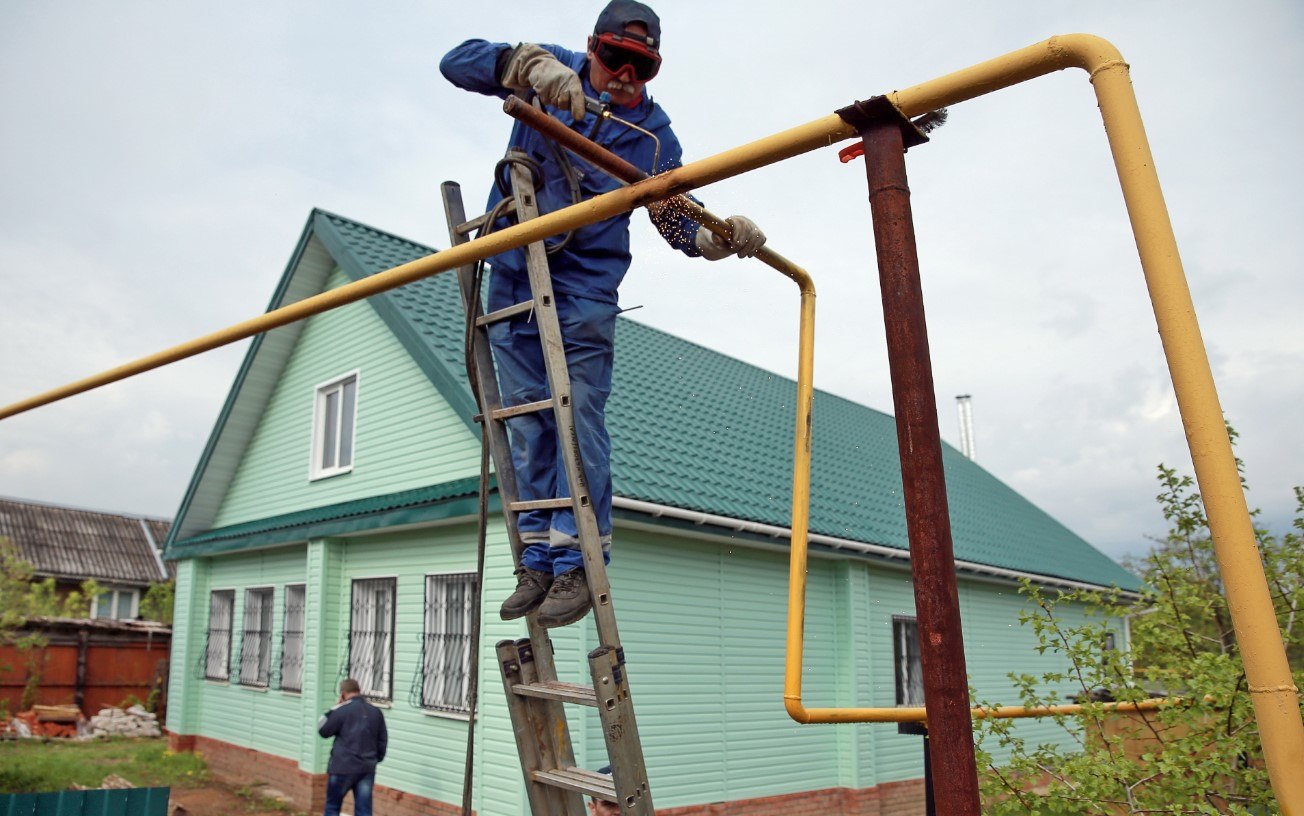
left=0, top=494, right=170, bottom=523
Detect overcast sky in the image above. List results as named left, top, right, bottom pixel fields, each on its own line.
left=1, top=1, right=1300, bottom=564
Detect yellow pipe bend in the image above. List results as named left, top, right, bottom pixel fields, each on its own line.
left=780, top=34, right=1303, bottom=816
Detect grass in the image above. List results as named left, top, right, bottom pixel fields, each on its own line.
left=0, top=737, right=208, bottom=794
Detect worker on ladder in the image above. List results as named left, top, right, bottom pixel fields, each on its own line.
left=440, top=1, right=767, bottom=628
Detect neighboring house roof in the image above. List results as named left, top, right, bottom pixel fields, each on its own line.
left=0, top=496, right=172, bottom=585
left=167, top=209, right=1141, bottom=592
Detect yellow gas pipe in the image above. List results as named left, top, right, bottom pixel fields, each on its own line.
left=1, top=32, right=1296, bottom=814
left=779, top=34, right=1303, bottom=815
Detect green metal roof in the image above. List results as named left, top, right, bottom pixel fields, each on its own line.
left=169, top=477, right=485, bottom=557
left=305, top=211, right=1139, bottom=591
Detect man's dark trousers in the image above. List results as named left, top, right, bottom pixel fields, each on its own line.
left=324, top=771, right=375, bottom=816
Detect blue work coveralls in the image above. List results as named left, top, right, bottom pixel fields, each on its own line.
left=440, top=40, right=703, bottom=575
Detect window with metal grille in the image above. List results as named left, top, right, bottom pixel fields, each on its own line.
left=893, top=616, right=925, bottom=706
left=310, top=372, right=358, bottom=480
left=204, top=590, right=235, bottom=681
left=280, top=584, right=306, bottom=692
left=239, top=588, right=274, bottom=687
left=348, top=578, right=396, bottom=701
left=420, top=573, right=476, bottom=713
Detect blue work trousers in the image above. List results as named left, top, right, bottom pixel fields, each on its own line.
left=487, top=275, right=616, bottom=575
left=323, top=771, right=374, bottom=816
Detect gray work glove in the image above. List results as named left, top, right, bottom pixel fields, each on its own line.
left=500, top=43, right=586, bottom=121
left=694, top=216, right=767, bottom=261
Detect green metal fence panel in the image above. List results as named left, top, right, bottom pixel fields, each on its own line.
left=0, top=789, right=169, bottom=816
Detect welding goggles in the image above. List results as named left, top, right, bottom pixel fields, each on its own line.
left=590, top=31, right=661, bottom=82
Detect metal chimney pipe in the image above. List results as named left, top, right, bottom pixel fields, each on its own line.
left=956, top=394, right=975, bottom=461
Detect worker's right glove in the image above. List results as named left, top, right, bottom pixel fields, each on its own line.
left=500, top=43, right=587, bottom=121
left=695, top=216, right=767, bottom=261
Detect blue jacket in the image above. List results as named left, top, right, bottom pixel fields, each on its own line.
left=318, top=696, right=388, bottom=775
left=439, top=39, right=703, bottom=304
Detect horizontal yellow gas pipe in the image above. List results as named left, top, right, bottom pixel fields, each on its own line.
left=0, top=120, right=849, bottom=422
left=776, top=34, right=1303, bottom=815
left=786, top=697, right=1173, bottom=725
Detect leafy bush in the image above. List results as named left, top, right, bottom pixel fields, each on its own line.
left=976, top=440, right=1301, bottom=814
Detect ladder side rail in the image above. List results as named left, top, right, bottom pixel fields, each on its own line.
left=443, top=181, right=582, bottom=816
left=495, top=639, right=564, bottom=815
left=441, top=181, right=572, bottom=687
left=441, top=181, right=528, bottom=566
left=516, top=639, right=586, bottom=815
left=588, top=646, right=654, bottom=815
left=506, top=156, right=654, bottom=816
left=504, top=158, right=624, bottom=650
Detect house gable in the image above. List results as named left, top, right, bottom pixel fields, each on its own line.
left=166, top=211, right=481, bottom=549
left=209, top=265, right=480, bottom=529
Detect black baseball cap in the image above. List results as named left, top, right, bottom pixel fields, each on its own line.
left=594, top=0, right=661, bottom=50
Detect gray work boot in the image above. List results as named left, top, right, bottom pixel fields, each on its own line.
left=500, top=567, right=553, bottom=620
left=536, top=568, right=592, bottom=629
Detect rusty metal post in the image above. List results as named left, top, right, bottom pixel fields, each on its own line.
left=844, top=97, right=981, bottom=815
left=75, top=628, right=89, bottom=712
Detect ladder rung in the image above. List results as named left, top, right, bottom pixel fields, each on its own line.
left=512, top=680, right=596, bottom=707
left=509, top=498, right=573, bottom=512
left=532, top=767, right=616, bottom=802
left=492, top=399, right=553, bottom=421
left=455, top=212, right=494, bottom=236
left=476, top=300, right=535, bottom=327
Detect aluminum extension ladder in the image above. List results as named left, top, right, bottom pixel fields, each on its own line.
left=441, top=152, right=653, bottom=816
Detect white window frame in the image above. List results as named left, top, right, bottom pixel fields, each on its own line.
left=92, top=585, right=140, bottom=620
left=238, top=586, right=275, bottom=688
left=309, top=370, right=360, bottom=481
left=420, top=572, right=476, bottom=714
left=348, top=576, right=396, bottom=702
left=892, top=615, right=925, bottom=707
left=279, top=583, right=306, bottom=693
left=204, top=589, right=236, bottom=681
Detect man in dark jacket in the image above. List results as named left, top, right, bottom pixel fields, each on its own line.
left=440, top=0, right=765, bottom=630
left=318, top=678, right=388, bottom=816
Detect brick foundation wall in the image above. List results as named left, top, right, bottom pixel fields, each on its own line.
left=167, top=733, right=925, bottom=815
left=171, top=733, right=329, bottom=812
left=657, top=778, right=925, bottom=816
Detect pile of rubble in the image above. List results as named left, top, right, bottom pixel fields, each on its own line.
left=3, top=703, right=163, bottom=739
left=88, top=705, right=162, bottom=738
left=10, top=704, right=83, bottom=738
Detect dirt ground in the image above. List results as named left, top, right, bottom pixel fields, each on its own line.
left=168, top=780, right=309, bottom=816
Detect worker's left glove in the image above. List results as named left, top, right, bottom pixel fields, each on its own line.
left=695, top=216, right=766, bottom=261
left=499, top=43, right=587, bottom=121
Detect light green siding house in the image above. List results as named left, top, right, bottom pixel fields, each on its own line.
left=163, top=210, right=1140, bottom=815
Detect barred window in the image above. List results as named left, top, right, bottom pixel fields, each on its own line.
left=349, top=578, right=396, bottom=701
left=280, top=584, right=306, bottom=692
left=239, top=588, right=274, bottom=687
left=420, top=573, right=476, bottom=713
left=893, top=616, right=924, bottom=706
left=204, top=590, right=235, bottom=681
